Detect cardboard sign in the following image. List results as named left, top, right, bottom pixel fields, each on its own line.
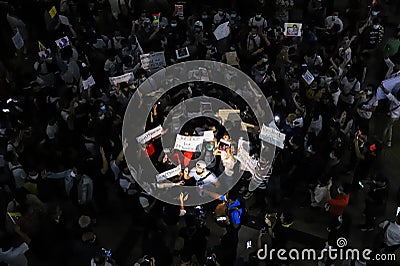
left=55, top=36, right=70, bottom=49
left=302, top=70, right=315, bottom=85
left=213, top=21, right=230, bottom=41
left=225, top=51, right=239, bottom=66
left=156, top=165, right=181, bottom=181
left=59, top=15, right=70, bottom=25
left=284, top=23, right=302, bottom=37
left=175, top=47, right=190, bottom=59
left=218, top=109, right=241, bottom=124
left=259, top=124, right=286, bottom=149
left=174, top=134, right=204, bottom=152
left=109, top=72, right=134, bottom=85
left=174, top=4, right=184, bottom=16
left=12, top=31, right=24, bottom=50
left=82, top=75, right=96, bottom=90
left=140, top=52, right=166, bottom=70
left=136, top=125, right=163, bottom=144
left=49, top=6, right=57, bottom=19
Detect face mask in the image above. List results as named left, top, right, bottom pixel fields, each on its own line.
left=372, top=11, right=379, bottom=16
left=329, top=152, right=336, bottom=160
left=307, top=146, right=313, bottom=153
left=367, top=90, right=373, bottom=96
left=171, top=23, right=177, bottom=27
left=252, top=33, right=258, bottom=38
left=231, top=14, right=237, bottom=18
left=202, top=15, right=208, bottom=19
left=256, top=14, right=262, bottom=19
left=332, top=16, right=337, bottom=20
left=337, top=187, right=342, bottom=194
left=262, top=58, right=268, bottom=63
left=373, top=24, right=379, bottom=30
left=179, top=16, right=185, bottom=20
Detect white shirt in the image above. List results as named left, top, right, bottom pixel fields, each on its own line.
left=189, top=168, right=218, bottom=185
left=0, top=242, right=29, bottom=266
left=357, top=95, right=378, bottom=119
left=338, top=47, right=352, bottom=65
left=387, top=93, right=400, bottom=119
left=325, top=16, right=343, bottom=32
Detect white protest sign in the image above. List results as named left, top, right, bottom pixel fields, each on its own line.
left=38, top=48, right=51, bottom=59
left=302, top=70, right=315, bottom=85
left=82, top=75, right=96, bottom=90
left=12, top=31, right=24, bottom=50
left=156, top=165, right=181, bottom=181
left=59, top=15, right=70, bottom=25
left=136, top=125, right=163, bottom=144
left=55, top=36, right=70, bottom=49
left=109, top=72, right=134, bottom=85
left=259, top=124, right=286, bottom=149
left=284, top=23, right=302, bottom=37
left=140, top=51, right=166, bottom=70
left=203, top=131, right=214, bottom=142
left=376, top=73, right=400, bottom=100
left=174, top=135, right=204, bottom=152
left=213, top=21, right=230, bottom=41
left=236, top=139, right=257, bottom=174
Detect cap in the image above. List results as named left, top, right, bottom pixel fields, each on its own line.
left=196, top=160, right=206, bottom=169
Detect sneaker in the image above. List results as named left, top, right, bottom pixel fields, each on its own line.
left=359, top=225, right=374, bottom=232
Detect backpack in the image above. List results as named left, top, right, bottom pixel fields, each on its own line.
left=214, top=199, right=247, bottom=227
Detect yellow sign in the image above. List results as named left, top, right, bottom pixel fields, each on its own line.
left=49, top=6, right=57, bottom=19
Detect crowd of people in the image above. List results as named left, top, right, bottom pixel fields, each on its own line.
left=0, top=0, right=400, bottom=265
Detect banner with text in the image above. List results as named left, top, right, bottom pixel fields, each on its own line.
left=174, top=135, right=204, bottom=152
left=136, top=125, right=163, bottom=144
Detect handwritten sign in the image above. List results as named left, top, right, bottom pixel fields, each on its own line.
left=259, top=124, right=286, bottom=149
left=174, top=135, right=204, bottom=152
left=140, top=51, right=166, bottom=70
left=225, top=51, right=239, bottom=66
left=109, top=72, right=134, bottom=85
left=136, top=125, right=163, bottom=144
left=156, top=165, right=181, bottom=181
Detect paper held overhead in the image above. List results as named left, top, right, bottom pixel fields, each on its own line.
left=174, top=134, right=204, bottom=152
left=156, top=165, right=181, bottom=181
left=136, top=125, right=163, bottom=144
left=259, top=124, right=286, bottom=149
left=213, top=22, right=230, bottom=41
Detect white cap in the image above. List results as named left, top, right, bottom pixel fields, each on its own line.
left=196, top=160, right=206, bottom=169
